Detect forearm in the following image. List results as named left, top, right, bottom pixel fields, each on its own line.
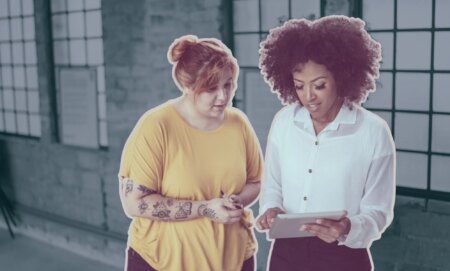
left=125, top=193, right=210, bottom=221
left=236, top=182, right=261, bottom=207
left=119, top=176, right=215, bottom=222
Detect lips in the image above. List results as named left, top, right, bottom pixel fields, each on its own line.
left=306, top=103, right=320, bottom=112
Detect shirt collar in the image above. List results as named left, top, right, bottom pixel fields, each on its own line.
left=293, top=103, right=357, bottom=132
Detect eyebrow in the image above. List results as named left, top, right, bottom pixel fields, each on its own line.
left=293, top=76, right=327, bottom=84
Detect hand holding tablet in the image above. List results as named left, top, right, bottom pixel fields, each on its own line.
left=268, top=210, right=347, bottom=239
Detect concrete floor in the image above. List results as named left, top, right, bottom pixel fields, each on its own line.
left=0, top=228, right=122, bottom=271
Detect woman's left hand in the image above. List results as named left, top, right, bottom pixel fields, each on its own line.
left=300, top=212, right=351, bottom=243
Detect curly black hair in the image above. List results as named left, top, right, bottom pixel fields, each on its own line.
left=259, top=16, right=381, bottom=105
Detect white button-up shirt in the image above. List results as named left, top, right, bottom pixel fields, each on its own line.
left=260, top=103, right=396, bottom=248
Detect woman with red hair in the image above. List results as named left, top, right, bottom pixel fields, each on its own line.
left=119, top=35, right=262, bottom=271
left=256, top=16, right=396, bottom=271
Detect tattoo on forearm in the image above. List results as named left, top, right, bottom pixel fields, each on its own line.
left=137, top=185, right=156, bottom=196
left=138, top=199, right=149, bottom=214
left=152, top=202, right=171, bottom=219
left=198, top=204, right=218, bottom=220
left=175, top=202, right=192, bottom=219
left=125, top=179, right=133, bottom=196
left=167, top=198, right=174, bottom=207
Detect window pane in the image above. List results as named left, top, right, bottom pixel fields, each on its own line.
left=13, top=66, right=25, bottom=88
left=364, top=72, right=392, bottom=109
left=3, top=88, right=14, bottom=110
left=26, top=66, right=38, bottom=88
left=0, top=43, right=11, bottom=63
left=87, top=38, right=103, bottom=65
left=22, top=0, right=34, bottom=16
left=291, top=0, right=320, bottom=20
left=433, top=74, right=450, bottom=113
left=436, top=0, right=450, bottom=27
left=233, top=0, right=259, bottom=32
left=234, top=34, right=260, bottom=67
left=10, top=18, right=22, bottom=40
left=67, top=0, right=83, bottom=11
left=374, top=111, right=392, bottom=131
left=97, top=66, right=105, bottom=92
left=1, top=66, right=13, bottom=86
left=69, top=39, right=86, bottom=65
left=29, top=113, right=40, bottom=136
left=86, top=11, right=102, bottom=37
left=12, top=42, right=24, bottom=64
left=397, top=0, right=432, bottom=29
left=85, top=0, right=101, bottom=10
left=431, top=155, right=450, bottom=192
left=0, top=19, right=10, bottom=41
left=53, top=40, right=69, bottom=64
left=396, top=73, right=430, bottom=111
left=15, top=89, right=26, bottom=111
left=0, top=0, right=8, bottom=18
left=432, top=115, right=450, bottom=153
left=395, top=113, right=429, bottom=151
left=23, top=17, right=35, bottom=40
left=51, top=0, right=66, bottom=12
left=25, top=41, right=37, bottom=64
left=261, top=0, right=288, bottom=31
left=363, top=0, right=394, bottom=30
left=17, top=112, right=28, bottom=134
left=245, top=71, right=282, bottom=149
left=99, top=120, right=108, bottom=146
left=4, top=111, right=16, bottom=132
left=68, top=12, right=85, bottom=38
left=27, top=90, right=39, bottom=113
left=9, top=0, right=21, bottom=16
left=371, top=32, right=393, bottom=70
left=0, top=111, right=4, bottom=130
left=396, top=32, right=431, bottom=70
left=98, top=93, right=106, bottom=119
left=397, top=152, right=428, bottom=189
left=52, top=14, right=68, bottom=39
left=324, top=0, right=350, bottom=16
left=434, top=31, right=450, bottom=70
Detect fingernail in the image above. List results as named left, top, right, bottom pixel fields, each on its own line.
left=300, top=226, right=306, bottom=231
left=316, top=219, right=323, bottom=224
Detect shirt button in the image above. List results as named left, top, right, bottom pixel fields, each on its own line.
left=308, top=169, right=312, bottom=173
left=315, top=141, right=318, bottom=145
left=303, top=196, right=307, bottom=201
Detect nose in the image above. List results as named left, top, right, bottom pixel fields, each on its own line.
left=217, top=88, right=227, bottom=101
left=304, top=86, right=315, bottom=101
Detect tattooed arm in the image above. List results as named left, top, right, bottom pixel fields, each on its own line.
left=119, top=177, right=244, bottom=223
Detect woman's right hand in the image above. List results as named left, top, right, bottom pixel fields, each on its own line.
left=256, top=207, right=285, bottom=230
left=199, top=198, right=244, bottom=224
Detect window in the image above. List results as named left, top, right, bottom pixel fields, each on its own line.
left=362, top=0, right=450, bottom=200
left=0, top=0, right=41, bottom=137
left=50, top=0, right=107, bottom=148
left=231, top=0, right=321, bottom=148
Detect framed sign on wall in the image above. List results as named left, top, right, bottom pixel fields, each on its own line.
left=59, top=67, right=99, bottom=148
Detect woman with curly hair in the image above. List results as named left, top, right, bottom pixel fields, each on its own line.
left=256, top=16, right=396, bottom=271
left=119, top=35, right=262, bottom=271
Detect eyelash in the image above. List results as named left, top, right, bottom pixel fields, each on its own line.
left=294, top=84, right=326, bottom=91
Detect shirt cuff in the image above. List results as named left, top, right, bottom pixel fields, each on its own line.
left=338, top=216, right=365, bottom=248
left=259, top=202, right=284, bottom=216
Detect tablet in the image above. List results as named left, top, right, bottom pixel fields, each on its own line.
left=268, top=210, right=346, bottom=239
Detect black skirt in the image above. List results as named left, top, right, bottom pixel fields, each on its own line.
left=268, top=237, right=372, bottom=271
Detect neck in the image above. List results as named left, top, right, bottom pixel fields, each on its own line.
left=175, top=96, right=225, bottom=131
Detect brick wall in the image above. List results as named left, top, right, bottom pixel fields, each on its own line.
left=1, top=1, right=450, bottom=271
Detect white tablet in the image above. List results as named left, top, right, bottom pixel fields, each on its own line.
left=268, top=210, right=346, bottom=239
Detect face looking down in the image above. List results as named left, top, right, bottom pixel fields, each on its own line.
left=292, top=60, right=343, bottom=124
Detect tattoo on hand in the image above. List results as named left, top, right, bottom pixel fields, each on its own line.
left=125, top=179, right=133, bottom=196
left=198, top=204, right=218, bottom=220
left=137, top=185, right=156, bottom=196
left=175, top=202, right=192, bottom=219
left=152, top=202, right=171, bottom=219
left=138, top=199, right=149, bottom=215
